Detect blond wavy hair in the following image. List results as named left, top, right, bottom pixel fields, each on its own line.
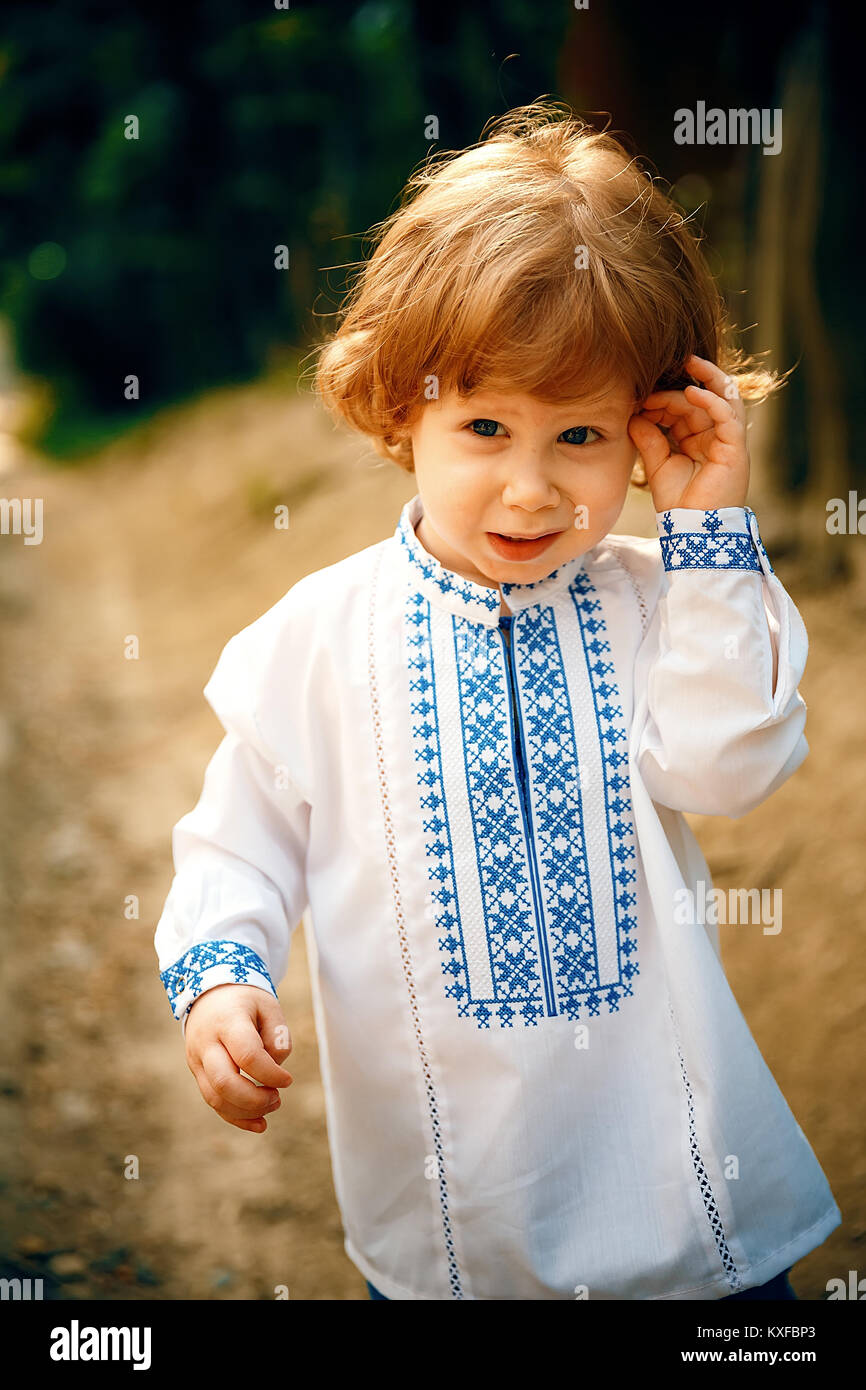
left=309, top=100, right=781, bottom=486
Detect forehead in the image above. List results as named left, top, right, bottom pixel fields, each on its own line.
left=447, top=381, right=636, bottom=419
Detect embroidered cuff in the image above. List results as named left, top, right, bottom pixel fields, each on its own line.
left=159, top=940, right=277, bottom=1022
left=656, top=507, right=774, bottom=578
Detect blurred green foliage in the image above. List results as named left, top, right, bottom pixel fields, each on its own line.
left=0, top=0, right=570, bottom=458
left=1, top=0, right=860, bottom=497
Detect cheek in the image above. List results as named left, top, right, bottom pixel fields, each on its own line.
left=572, top=458, right=631, bottom=502
left=424, top=453, right=489, bottom=506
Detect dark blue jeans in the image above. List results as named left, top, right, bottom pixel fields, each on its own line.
left=365, top=1267, right=796, bottom=1300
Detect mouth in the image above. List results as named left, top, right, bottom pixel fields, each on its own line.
left=486, top=529, right=563, bottom=560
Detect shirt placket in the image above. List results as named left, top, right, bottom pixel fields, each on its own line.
left=498, top=611, right=559, bottom=1017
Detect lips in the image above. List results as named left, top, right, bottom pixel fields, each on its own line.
left=486, top=529, right=562, bottom=560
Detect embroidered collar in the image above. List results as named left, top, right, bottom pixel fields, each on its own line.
left=393, top=493, right=587, bottom=626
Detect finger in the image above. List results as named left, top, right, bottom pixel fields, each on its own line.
left=640, top=411, right=705, bottom=456
left=627, top=414, right=672, bottom=482
left=205, top=1091, right=272, bottom=1134
left=193, top=1061, right=280, bottom=1128
left=684, top=353, right=729, bottom=391
left=661, top=414, right=702, bottom=450
left=640, top=391, right=713, bottom=430
left=201, top=1040, right=283, bottom=1115
left=220, top=1013, right=294, bottom=1089
left=640, top=391, right=687, bottom=410
left=194, top=1060, right=282, bottom=1123
left=682, top=385, right=742, bottom=443
left=678, top=426, right=719, bottom=460
left=255, top=996, right=293, bottom=1067
left=193, top=1081, right=271, bottom=1133
left=229, top=1117, right=269, bottom=1133
left=684, top=356, right=746, bottom=414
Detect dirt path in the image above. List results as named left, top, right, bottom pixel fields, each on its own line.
left=0, top=381, right=862, bottom=1299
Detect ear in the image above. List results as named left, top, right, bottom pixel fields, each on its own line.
left=385, top=430, right=415, bottom=473
left=390, top=399, right=421, bottom=446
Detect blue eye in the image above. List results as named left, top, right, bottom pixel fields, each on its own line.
left=465, top=420, right=602, bottom=444
left=560, top=425, right=601, bottom=446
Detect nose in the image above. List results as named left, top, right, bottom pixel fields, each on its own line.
left=500, top=456, right=560, bottom=512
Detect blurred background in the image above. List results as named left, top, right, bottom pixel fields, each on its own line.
left=0, top=0, right=862, bottom=1300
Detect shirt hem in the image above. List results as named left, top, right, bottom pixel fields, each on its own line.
left=345, top=1203, right=842, bottom=1301
left=649, top=1203, right=842, bottom=1300
left=345, top=1237, right=432, bottom=1301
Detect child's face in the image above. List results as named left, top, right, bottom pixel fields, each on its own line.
left=407, top=379, right=641, bottom=593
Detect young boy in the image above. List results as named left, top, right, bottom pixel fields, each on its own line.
left=154, top=103, right=841, bottom=1300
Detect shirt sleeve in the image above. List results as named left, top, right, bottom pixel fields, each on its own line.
left=154, top=626, right=311, bottom=1029
left=632, top=505, right=809, bottom=819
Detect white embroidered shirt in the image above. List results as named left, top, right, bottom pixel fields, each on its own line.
left=154, top=493, right=841, bottom=1300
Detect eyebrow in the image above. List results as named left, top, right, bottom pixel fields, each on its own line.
left=455, top=396, right=631, bottom=421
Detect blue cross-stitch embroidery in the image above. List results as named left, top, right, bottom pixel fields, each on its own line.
left=657, top=508, right=767, bottom=573
left=453, top=619, right=546, bottom=1026
left=512, top=605, right=599, bottom=1009
left=500, top=562, right=571, bottom=599
left=406, top=594, right=540, bottom=1029
left=744, top=506, right=775, bottom=574
left=406, top=570, right=639, bottom=1030
left=160, top=940, right=276, bottom=1016
left=397, top=506, right=500, bottom=616
left=567, top=573, right=640, bottom=1013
